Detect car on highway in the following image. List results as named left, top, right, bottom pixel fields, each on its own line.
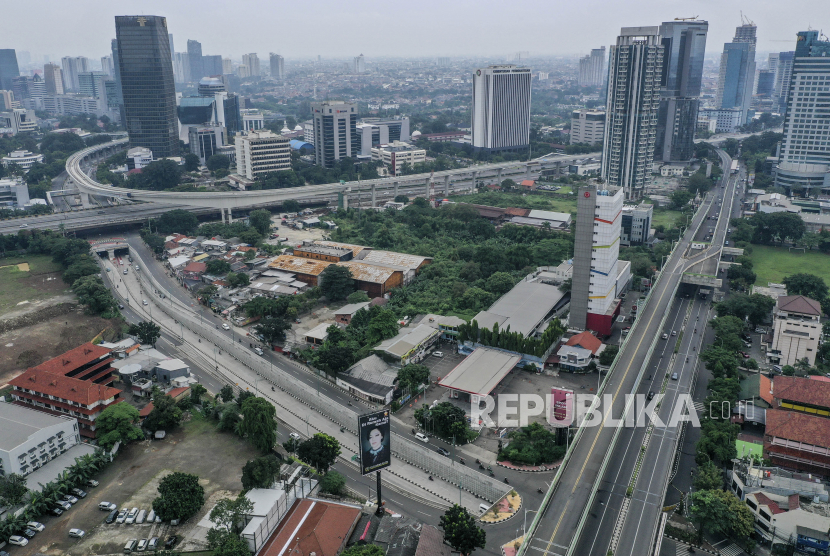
left=725, top=240, right=729, bottom=246
left=436, top=447, right=451, bottom=457
left=671, top=330, right=677, bottom=336
left=433, top=351, right=444, bottom=357
left=118, top=304, right=124, bottom=309
left=253, top=347, right=264, bottom=356
left=142, top=300, right=148, bottom=306
left=671, top=372, right=678, bottom=380
left=124, top=269, right=128, bottom=274
left=661, top=333, right=668, bottom=340
left=289, top=432, right=301, bottom=441
left=222, top=323, right=230, bottom=330
left=647, top=391, right=655, bottom=401
left=106, top=267, right=111, bottom=272
left=68, top=529, right=85, bottom=539
left=415, top=432, right=429, bottom=442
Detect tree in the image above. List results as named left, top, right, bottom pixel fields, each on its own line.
left=238, top=229, right=263, bottom=246
left=63, top=255, right=100, bottom=285
left=184, top=153, right=200, bottom=172
left=365, top=309, right=400, bottom=344
left=318, top=471, right=346, bottom=496
left=393, top=195, right=409, bottom=204
left=129, top=320, right=161, bottom=346
left=209, top=494, right=253, bottom=534
left=130, top=159, right=181, bottom=191
left=237, top=391, right=255, bottom=408
left=498, top=422, right=565, bottom=465
left=144, top=393, right=183, bottom=432
left=690, top=489, right=754, bottom=544
left=96, top=403, right=144, bottom=449
left=248, top=209, right=272, bottom=237
left=297, top=433, right=341, bottom=474
left=282, top=199, right=300, bottom=213
left=206, top=259, right=231, bottom=275
left=320, top=265, right=354, bottom=301
left=152, top=472, right=205, bottom=522
left=254, top=315, right=292, bottom=344
left=190, top=384, right=208, bottom=405
left=397, top=364, right=430, bottom=393
left=341, top=546, right=385, bottom=556
left=207, top=530, right=252, bottom=556
left=72, top=275, right=117, bottom=315
left=670, top=189, right=694, bottom=210
left=715, top=293, right=775, bottom=327
left=238, top=397, right=278, bottom=454
left=440, top=504, right=486, bottom=556
left=485, top=272, right=516, bottom=295
left=227, top=272, right=250, bottom=288
left=347, top=290, right=370, bottom=304
left=206, top=154, right=231, bottom=171
left=219, top=385, right=235, bottom=403
left=415, top=402, right=471, bottom=444
left=283, top=437, right=301, bottom=454
left=693, top=461, right=723, bottom=491
left=599, top=345, right=619, bottom=366
left=241, top=455, right=281, bottom=490
left=783, top=273, right=828, bottom=306
left=0, top=474, right=28, bottom=507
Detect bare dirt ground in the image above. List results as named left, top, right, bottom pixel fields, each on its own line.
left=18, top=415, right=261, bottom=556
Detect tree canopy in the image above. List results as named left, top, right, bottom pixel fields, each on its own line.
left=96, top=403, right=145, bottom=449
left=440, top=504, right=486, bottom=556
left=129, top=321, right=161, bottom=346
left=320, top=265, right=355, bottom=301
left=238, top=396, right=278, bottom=454
left=297, top=433, right=341, bottom=474
left=241, top=455, right=281, bottom=490
left=152, top=472, right=205, bottom=522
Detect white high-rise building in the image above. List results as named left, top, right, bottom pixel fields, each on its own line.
left=222, top=58, right=233, bottom=75
left=242, top=53, right=260, bottom=77
left=312, top=101, right=358, bottom=167
left=354, top=54, right=365, bottom=74
left=578, top=48, right=606, bottom=87
left=570, top=109, right=606, bottom=145
left=101, top=55, right=114, bottom=77
left=237, top=64, right=250, bottom=79
left=270, top=53, right=284, bottom=80
left=601, top=27, right=664, bottom=200
left=173, top=52, right=191, bottom=84
left=60, top=56, right=89, bottom=92
left=43, top=63, right=64, bottom=95
left=234, top=130, right=290, bottom=179
left=471, top=65, right=532, bottom=153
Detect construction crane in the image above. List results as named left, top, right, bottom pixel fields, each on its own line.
left=740, top=11, right=755, bottom=26
left=674, top=16, right=699, bottom=21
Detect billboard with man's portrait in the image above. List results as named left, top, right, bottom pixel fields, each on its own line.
left=358, top=410, right=391, bottom=475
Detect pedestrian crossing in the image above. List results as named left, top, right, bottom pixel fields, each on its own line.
left=675, top=544, right=694, bottom=555
left=720, top=544, right=744, bottom=556
left=693, top=401, right=704, bottom=413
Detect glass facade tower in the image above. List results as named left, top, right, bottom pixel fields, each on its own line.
left=115, top=15, right=180, bottom=158
left=0, top=50, right=20, bottom=91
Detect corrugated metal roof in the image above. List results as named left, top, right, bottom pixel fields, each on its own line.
left=438, top=347, right=520, bottom=396
left=376, top=325, right=439, bottom=358
left=337, top=261, right=400, bottom=284
left=362, top=250, right=432, bottom=270
left=472, top=281, right=565, bottom=337
left=314, top=240, right=368, bottom=257
left=268, top=255, right=332, bottom=276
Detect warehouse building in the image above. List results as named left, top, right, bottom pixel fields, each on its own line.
left=337, top=260, right=404, bottom=298
left=438, top=347, right=521, bottom=409
left=267, top=255, right=332, bottom=287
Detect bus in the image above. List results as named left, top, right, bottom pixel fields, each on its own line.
left=730, top=160, right=739, bottom=174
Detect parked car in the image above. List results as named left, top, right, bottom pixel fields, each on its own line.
left=433, top=351, right=444, bottom=357
left=50, top=507, right=64, bottom=516
left=136, top=509, right=146, bottom=524
left=8, top=536, right=28, bottom=546
left=26, top=522, right=44, bottom=532
left=136, top=539, right=147, bottom=551
left=164, top=535, right=179, bottom=549
left=57, top=500, right=72, bottom=510
left=436, top=447, right=450, bottom=457
left=124, top=539, right=138, bottom=553
left=106, top=509, right=119, bottom=524
left=126, top=507, right=139, bottom=524
left=116, top=509, right=128, bottom=523
left=147, top=510, right=156, bottom=523
left=72, top=488, right=87, bottom=498
left=87, top=479, right=100, bottom=487
left=69, top=529, right=85, bottom=539
left=63, top=494, right=78, bottom=504
left=22, top=528, right=36, bottom=539
left=148, top=537, right=160, bottom=551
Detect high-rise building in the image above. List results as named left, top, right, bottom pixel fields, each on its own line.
left=242, top=54, right=260, bottom=77
left=355, top=117, right=411, bottom=155
left=61, top=56, right=89, bottom=92
left=115, top=15, right=179, bottom=158
left=0, top=50, right=20, bottom=91
left=101, top=55, right=114, bottom=76
left=222, top=58, right=233, bottom=75
left=471, top=64, right=532, bottom=153
left=172, top=52, right=190, bottom=83
left=78, top=71, right=109, bottom=98
left=312, top=101, right=358, bottom=167
left=234, top=130, right=290, bottom=179
left=43, top=63, right=64, bottom=95
left=578, top=47, right=606, bottom=88
left=354, top=54, right=365, bottom=74
left=202, top=55, right=223, bottom=77
left=772, top=51, right=795, bottom=113
left=197, top=76, right=225, bottom=97
left=773, top=31, right=830, bottom=195
left=110, top=39, right=125, bottom=125
left=0, top=90, right=17, bottom=111
left=570, top=109, right=606, bottom=145
left=188, top=124, right=225, bottom=165
left=187, top=39, right=203, bottom=82
left=756, top=70, right=775, bottom=97
left=716, top=23, right=757, bottom=125
left=168, top=34, right=175, bottom=60
left=270, top=53, right=284, bottom=80
left=656, top=20, right=708, bottom=162
left=0, top=108, right=37, bottom=135
left=601, top=27, right=664, bottom=200
left=570, top=185, right=624, bottom=333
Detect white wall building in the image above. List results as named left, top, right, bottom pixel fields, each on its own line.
left=370, top=141, right=426, bottom=176
left=126, top=146, right=153, bottom=170
left=240, top=109, right=264, bottom=132
left=0, top=402, right=81, bottom=476
left=234, top=130, right=290, bottom=179
left=2, top=149, right=43, bottom=171
left=0, top=176, right=30, bottom=207
left=570, top=109, right=605, bottom=145
left=471, top=65, right=532, bottom=152
left=588, top=188, right=624, bottom=315
left=698, top=108, right=744, bottom=133
left=0, top=108, right=37, bottom=135
left=242, top=53, right=260, bottom=77
left=767, top=295, right=822, bottom=367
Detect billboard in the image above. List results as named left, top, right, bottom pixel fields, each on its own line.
left=549, top=388, right=574, bottom=427
left=358, top=409, right=391, bottom=475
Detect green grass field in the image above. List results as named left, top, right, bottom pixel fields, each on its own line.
left=745, top=245, right=830, bottom=286
left=0, top=254, right=66, bottom=315
left=651, top=209, right=683, bottom=230
left=736, top=440, right=763, bottom=459
left=450, top=191, right=578, bottom=214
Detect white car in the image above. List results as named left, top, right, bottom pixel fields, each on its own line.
left=289, top=432, right=301, bottom=441
left=126, top=507, right=139, bottom=524
left=69, top=529, right=85, bottom=538
left=8, top=535, right=28, bottom=546
left=137, top=539, right=148, bottom=551
left=253, top=347, right=264, bottom=356
left=27, top=521, right=45, bottom=532
left=661, top=333, right=668, bottom=340
left=142, top=299, right=148, bottom=306
left=222, top=323, right=230, bottom=330
left=432, top=351, right=444, bottom=358
left=414, top=432, right=429, bottom=442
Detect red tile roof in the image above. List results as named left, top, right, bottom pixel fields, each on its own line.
left=752, top=492, right=788, bottom=515
left=777, top=295, right=822, bottom=316
left=139, top=402, right=154, bottom=417
left=167, top=387, right=190, bottom=400
left=566, top=331, right=602, bottom=354
left=521, top=179, right=536, bottom=187
left=773, top=375, right=830, bottom=408
left=810, top=375, right=830, bottom=383
left=11, top=370, right=121, bottom=406
left=505, top=207, right=530, bottom=217
left=259, top=499, right=361, bottom=556
left=182, top=262, right=207, bottom=273
left=759, top=374, right=774, bottom=406
left=765, top=409, right=830, bottom=448
left=29, top=342, right=111, bottom=377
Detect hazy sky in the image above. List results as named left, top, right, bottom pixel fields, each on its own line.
left=5, top=0, right=822, bottom=61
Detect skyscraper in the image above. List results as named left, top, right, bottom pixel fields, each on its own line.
left=772, top=51, right=795, bottom=113
left=716, top=23, right=757, bottom=125
left=222, top=58, right=233, bottom=75
left=242, top=53, right=260, bottom=77
left=471, top=64, right=532, bottom=153
left=311, top=101, right=358, bottom=168
left=101, top=55, right=114, bottom=76
left=578, top=47, right=606, bottom=87
left=354, top=54, right=365, bottom=74
left=601, top=27, right=664, bottom=200
left=774, top=31, right=830, bottom=195
left=43, top=63, right=64, bottom=95
left=78, top=71, right=109, bottom=98
left=202, top=55, right=223, bottom=77
left=61, top=56, right=90, bottom=92
left=187, top=40, right=203, bottom=82
left=110, top=39, right=125, bottom=125
left=173, top=52, right=190, bottom=83
left=270, top=53, right=284, bottom=80
left=0, top=50, right=20, bottom=91
left=115, top=15, right=179, bottom=157
left=656, top=20, right=708, bottom=162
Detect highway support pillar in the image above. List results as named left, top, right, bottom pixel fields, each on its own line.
left=393, top=181, right=398, bottom=198
left=79, top=192, right=91, bottom=209
left=425, top=177, right=431, bottom=198
left=497, top=167, right=503, bottom=183
left=525, top=163, right=531, bottom=180
left=471, top=171, right=478, bottom=192
left=371, top=184, right=376, bottom=208
left=444, top=175, right=450, bottom=196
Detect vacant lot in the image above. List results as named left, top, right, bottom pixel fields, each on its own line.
left=651, top=209, right=683, bottom=230
left=0, top=255, right=67, bottom=317
left=745, top=245, right=830, bottom=286
left=450, top=191, right=578, bottom=215
left=21, top=414, right=261, bottom=556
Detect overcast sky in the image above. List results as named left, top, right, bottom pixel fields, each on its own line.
left=5, top=0, right=821, bottom=62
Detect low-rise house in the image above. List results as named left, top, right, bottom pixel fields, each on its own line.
left=336, top=355, right=398, bottom=405
left=419, top=313, right=466, bottom=341
left=337, top=260, right=404, bottom=298
left=334, top=302, right=371, bottom=325
left=268, top=255, right=332, bottom=286
left=181, top=261, right=208, bottom=281
left=304, top=323, right=331, bottom=345
left=375, top=324, right=440, bottom=366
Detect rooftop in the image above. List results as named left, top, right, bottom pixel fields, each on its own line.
left=777, top=295, right=822, bottom=316
left=765, top=408, right=830, bottom=448
left=304, top=323, right=332, bottom=341
left=313, top=240, right=369, bottom=257
left=26, top=342, right=111, bottom=377
left=339, top=355, right=398, bottom=396
left=0, top=402, right=77, bottom=452
left=335, top=302, right=371, bottom=316
left=361, top=250, right=432, bottom=271
left=438, top=347, right=521, bottom=396
left=337, top=260, right=401, bottom=284
left=376, top=324, right=440, bottom=359
left=565, top=331, right=602, bottom=354
left=268, top=254, right=332, bottom=276
left=295, top=244, right=352, bottom=257
left=259, top=499, right=361, bottom=556
left=473, top=281, right=566, bottom=337
left=773, top=375, right=830, bottom=408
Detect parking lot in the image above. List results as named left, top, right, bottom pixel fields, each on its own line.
left=13, top=415, right=260, bottom=556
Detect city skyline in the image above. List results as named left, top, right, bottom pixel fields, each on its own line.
left=2, top=0, right=822, bottom=60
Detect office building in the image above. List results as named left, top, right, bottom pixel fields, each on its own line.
left=471, top=64, right=532, bottom=153
left=270, top=53, right=284, bottom=80
left=755, top=69, right=775, bottom=97
left=371, top=141, right=426, bottom=175
left=241, top=109, right=264, bottom=132
left=78, top=71, right=109, bottom=98
left=12, top=75, right=45, bottom=103
left=570, top=109, right=605, bottom=145
left=0, top=176, right=30, bottom=207
left=578, top=47, right=606, bottom=87
left=620, top=202, right=653, bottom=245
left=188, top=124, right=225, bottom=166
left=101, top=55, right=114, bottom=76
left=716, top=23, right=757, bottom=125
left=40, top=94, right=108, bottom=118
left=570, top=186, right=624, bottom=333
left=234, top=130, right=291, bottom=179
left=311, top=100, right=358, bottom=167
left=242, top=53, right=260, bottom=77
left=0, top=403, right=81, bottom=477
left=772, top=52, right=795, bottom=113
left=601, top=27, right=664, bottom=200
left=355, top=117, right=411, bottom=155
left=110, top=39, right=124, bottom=124
left=9, top=342, right=122, bottom=439
left=656, top=20, right=708, bottom=162
left=43, top=63, right=64, bottom=95
left=773, top=31, right=830, bottom=195
left=126, top=146, right=153, bottom=169
left=237, top=64, right=250, bottom=78
left=354, top=53, right=365, bottom=74
left=222, top=58, right=233, bottom=75
left=61, top=56, right=89, bottom=92
left=187, top=39, right=203, bottom=82
left=0, top=90, right=17, bottom=111
left=2, top=149, right=43, bottom=171
left=116, top=15, right=180, bottom=158
left=698, top=108, right=745, bottom=134
left=172, top=52, right=190, bottom=83
left=0, top=108, right=37, bottom=135
left=766, top=295, right=822, bottom=366
left=0, top=49, right=20, bottom=91
left=202, top=55, right=223, bottom=77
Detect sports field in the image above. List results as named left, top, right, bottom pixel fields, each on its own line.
left=736, top=439, right=763, bottom=459
left=745, top=245, right=830, bottom=286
